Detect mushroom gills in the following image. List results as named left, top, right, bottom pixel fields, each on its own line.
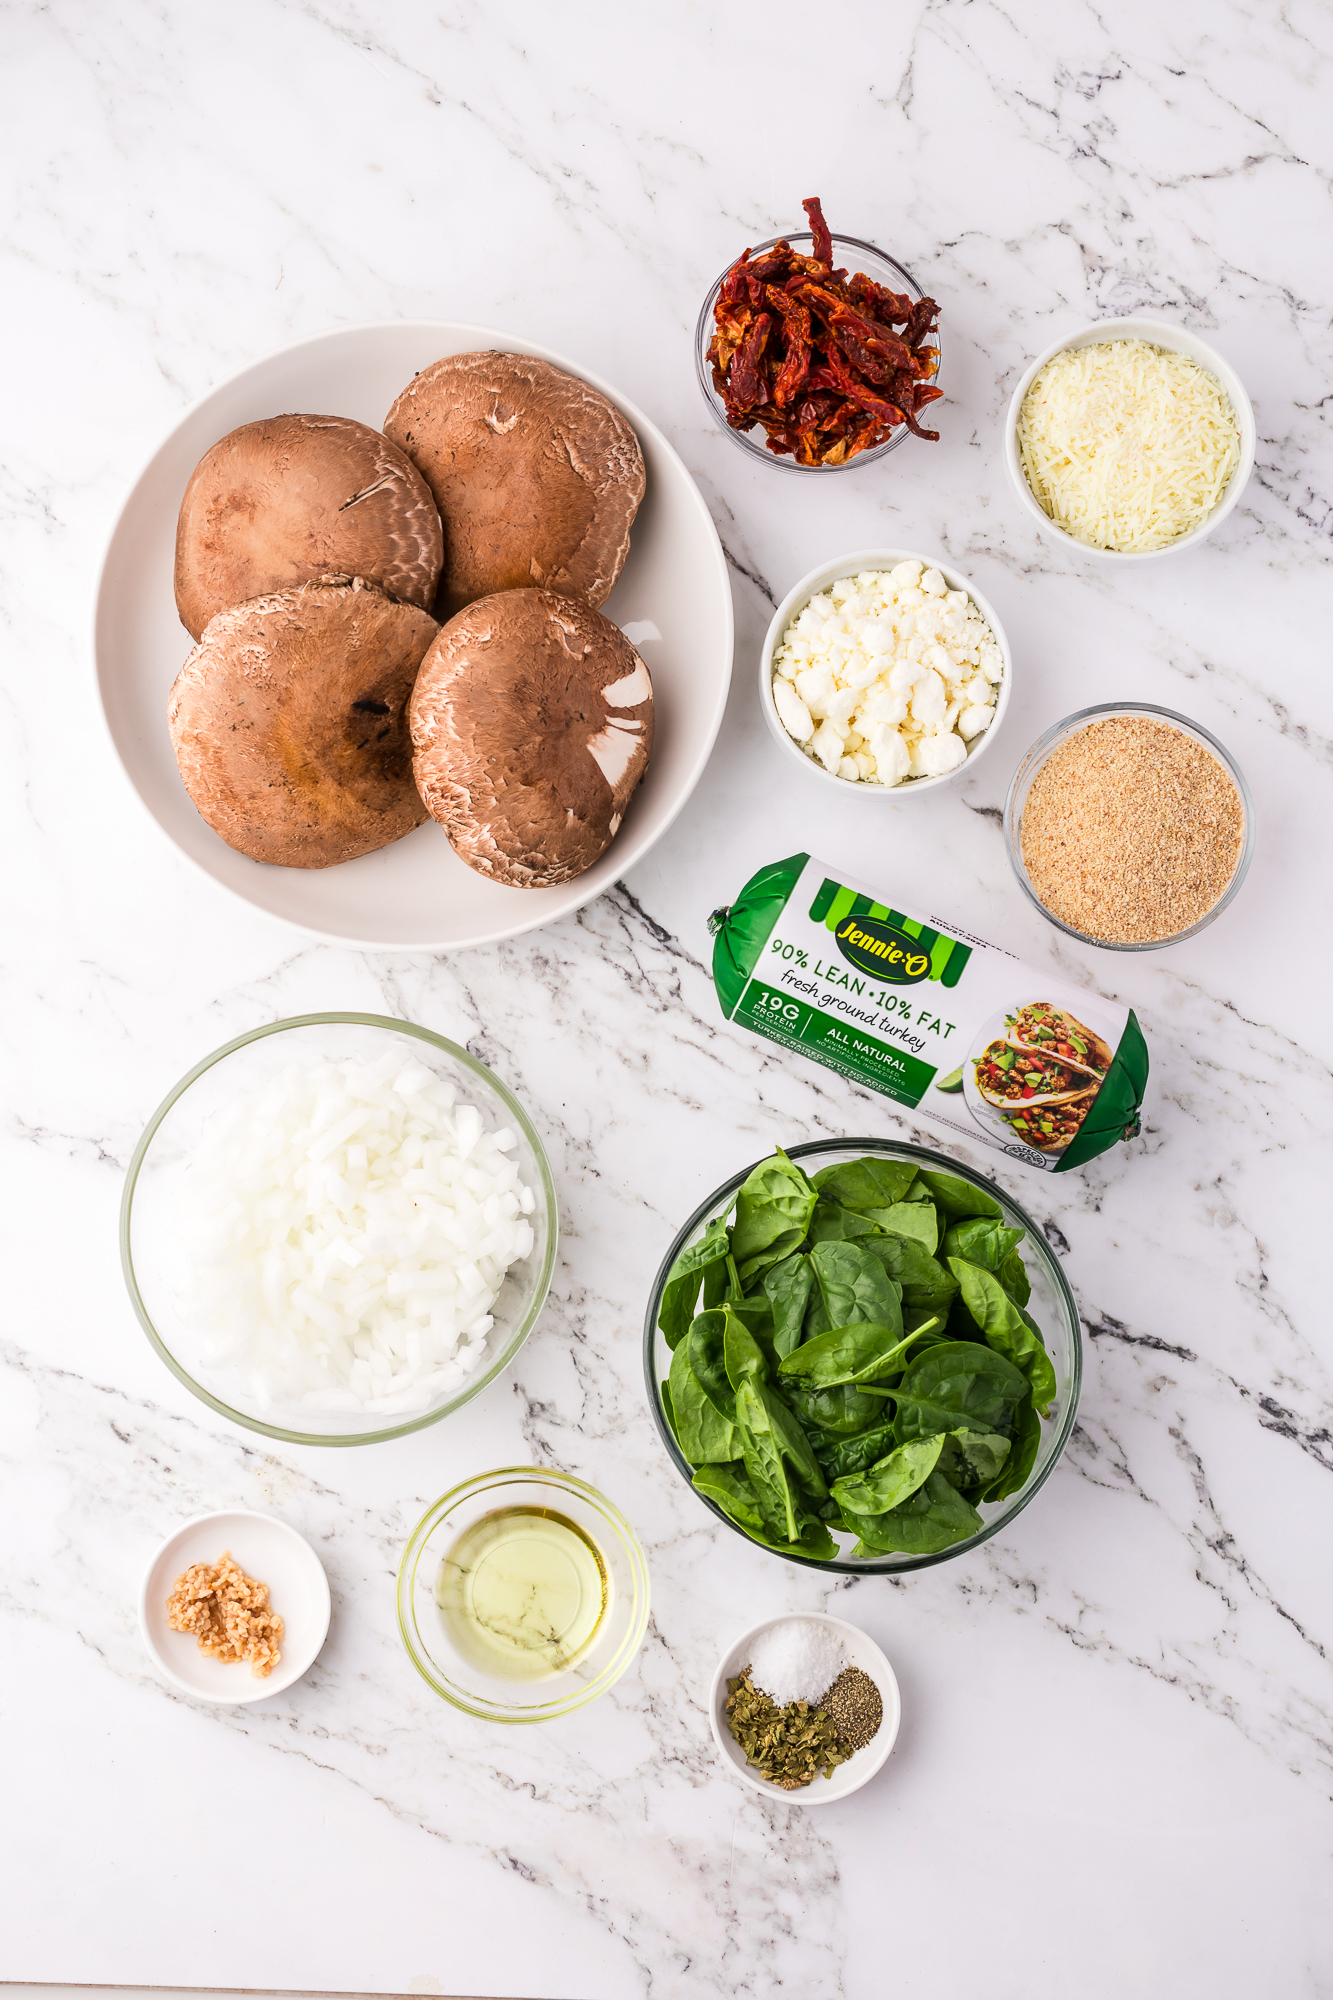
left=408, top=587, right=654, bottom=888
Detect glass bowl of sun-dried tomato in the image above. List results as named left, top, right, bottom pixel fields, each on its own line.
left=694, top=200, right=943, bottom=472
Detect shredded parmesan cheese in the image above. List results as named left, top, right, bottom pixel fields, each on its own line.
left=1016, top=339, right=1240, bottom=552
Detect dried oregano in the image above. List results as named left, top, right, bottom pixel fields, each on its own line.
left=724, top=1668, right=853, bottom=1789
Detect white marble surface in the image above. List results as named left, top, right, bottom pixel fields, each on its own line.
left=3, top=2, right=1332, bottom=1995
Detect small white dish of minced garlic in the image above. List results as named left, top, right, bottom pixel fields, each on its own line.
left=759, top=549, right=1011, bottom=794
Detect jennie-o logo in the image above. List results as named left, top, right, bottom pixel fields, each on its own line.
left=834, top=914, right=932, bottom=983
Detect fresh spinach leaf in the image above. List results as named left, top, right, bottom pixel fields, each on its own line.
left=917, top=1169, right=1003, bottom=1220
left=830, top=1435, right=945, bottom=1516
left=809, top=1240, right=904, bottom=1336
left=702, top=1256, right=732, bottom=1310
left=998, top=1248, right=1031, bottom=1308
left=806, top=1201, right=883, bottom=1247
left=890, top=1341, right=1029, bottom=1441
left=658, top=1216, right=730, bottom=1347
left=861, top=1232, right=959, bottom=1313
left=862, top=1200, right=939, bottom=1254
left=660, top=1376, right=675, bottom=1438
left=934, top=1427, right=1012, bottom=1497
left=723, top=1305, right=777, bottom=1390
left=693, top=1463, right=839, bottom=1559
left=691, top=1460, right=765, bottom=1534
left=735, top=1378, right=828, bottom=1541
left=730, top=1149, right=817, bottom=1286
left=980, top=1395, right=1040, bottom=1503
left=668, top=1335, right=738, bottom=1464
left=688, top=1309, right=736, bottom=1424
left=840, top=1471, right=983, bottom=1556
left=762, top=1253, right=816, bottom=1358
left=945, top=1288, right=987, bottom=1342
left=777, top=1319, right=926, bottom=1391
left=724, top=1295, right=777, bottom=1342
left=811, top=1157, right=918, bottom=1210
left=947, top=1259, right=1057, bottom=1416
left=807, top=1420, right=900, bottom=1481
left=942, top=1217, right=1025, bottom=1274
left=786, top=1382, right=889, bottom=1438
left=943, top=1218, right=1032, bottom=1309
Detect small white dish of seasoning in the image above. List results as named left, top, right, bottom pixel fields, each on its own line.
left=758, top=549, right=1011, bottom=796
left=139, top=1509, right=331, bottom=1703
left=1003, top=317, right=1255, bottom=564
left=709, top=1612, right=901, bottom=1804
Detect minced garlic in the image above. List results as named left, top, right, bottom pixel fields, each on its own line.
left=166, top=1551, right=284, bottom=1679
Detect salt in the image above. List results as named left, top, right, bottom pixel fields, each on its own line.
left=747, top=1620, right=848, bottom=1708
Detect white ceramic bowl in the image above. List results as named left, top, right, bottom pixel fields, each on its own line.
left=1002, top=316, right=1256, bottom=564
left=139, top=1510, right=331, bottom=1703
left=758, top=548, right=1011, bottom=796
left=709, top=1613, right=901, bottom=1804
left=94, top=320, right=733, bottom=952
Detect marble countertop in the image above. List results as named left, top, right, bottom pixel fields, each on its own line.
left=4, top=3, right=1331, bottom=1996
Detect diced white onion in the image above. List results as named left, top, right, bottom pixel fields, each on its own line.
left=178, top=1052, right=538, bottom=1416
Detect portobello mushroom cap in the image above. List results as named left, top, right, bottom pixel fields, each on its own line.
left=174, top=414, right=444, bottom=639
left=168, top=578, right=438, bottom=868
left=383, top=352, right=646, bottom=618
left=410, top=588, right=653, bottom=888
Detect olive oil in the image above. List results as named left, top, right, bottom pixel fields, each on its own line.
left=434, top=1505, right=610, bottom=1681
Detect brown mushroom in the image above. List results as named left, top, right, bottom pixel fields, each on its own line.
left=168, top=578, right=438, bottom=868
left=383, top=352, right=646, bottom=618
left=410, top=589, right=653, bottom=888
left=174, top=414, right=443, bottom=639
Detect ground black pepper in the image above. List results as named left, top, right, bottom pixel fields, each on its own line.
left=819, top=1665, right=882, bottom=1751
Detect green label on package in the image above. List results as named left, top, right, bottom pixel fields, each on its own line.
left=711, top=854, right=1149, bottom=1174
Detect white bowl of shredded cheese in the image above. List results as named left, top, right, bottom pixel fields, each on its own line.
left=122, top=1015, right=558, bottom=1445
left=759, top=549, right=1012, bottom=794
left=1004, top=317, right=1254, bottom=562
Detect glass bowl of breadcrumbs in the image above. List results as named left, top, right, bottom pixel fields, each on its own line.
left=1005, top=703, right=1252, bottom=950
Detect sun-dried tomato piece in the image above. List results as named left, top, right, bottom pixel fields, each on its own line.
left=706, top=198, right=941, bottom=464
left=847, top=271, right=918, bottom=326
left=765, top=287, right=813, bottom=405
left=802, top=196, right=833, bottom=266
left=729, top=310, right=773, bottom=409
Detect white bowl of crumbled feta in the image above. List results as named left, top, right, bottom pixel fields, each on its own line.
left=759, top=550, right=1011, bottom=792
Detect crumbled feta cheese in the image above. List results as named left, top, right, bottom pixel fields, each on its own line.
left=809, top=719, right=845, bottom=771
left=915, top=732, right=968, bottom=775
left=770, top=566, right=1002, bottom=786
left=773, top=678, right=814, bottom=742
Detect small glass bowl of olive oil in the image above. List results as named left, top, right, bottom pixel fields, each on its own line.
left=397, top=1468, right=650, bottom=1721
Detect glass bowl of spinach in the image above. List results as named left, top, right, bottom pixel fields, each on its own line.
left=643, top=1140, right=1081, bottom=1573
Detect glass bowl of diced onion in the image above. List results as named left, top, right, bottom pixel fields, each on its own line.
left=757, top=548, right=1012, bottom=795
left=120, top=1014, right=558, bottom=1446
